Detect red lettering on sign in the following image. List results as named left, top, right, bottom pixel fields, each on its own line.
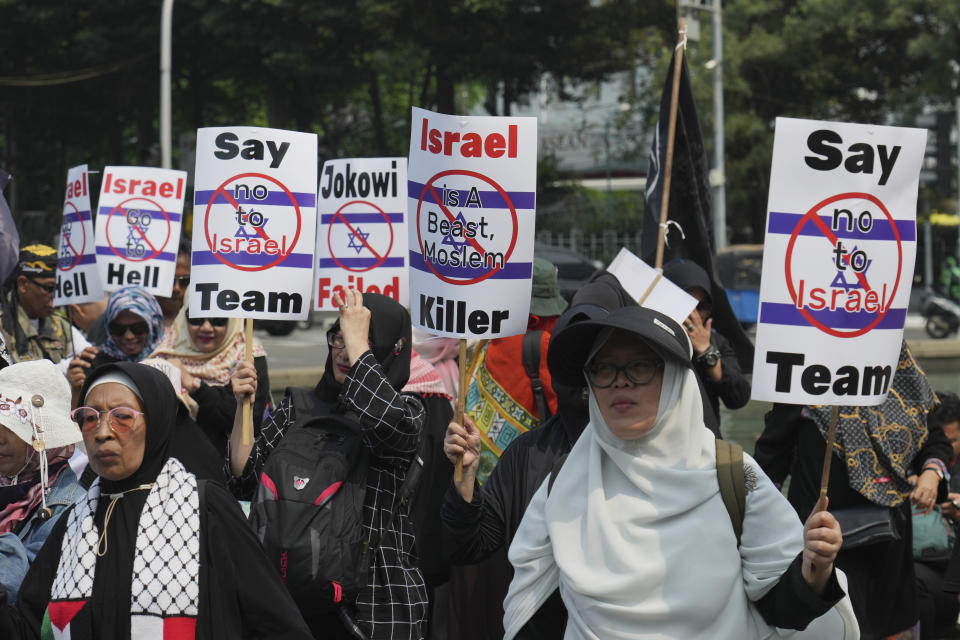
left=103, top=173, right=184, bottom=200
left=419, top=117, right=517, bottom=159
left=65, top=174, right=87, bottom=199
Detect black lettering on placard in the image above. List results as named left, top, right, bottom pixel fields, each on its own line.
left=319, top=161, right=399, bottom=199
left=195, top=282, right=302, bottom=313
left=766, top=350, right=893, bottom=396
left=803, top=129, right=902, bottom=185
left=213, top=132, right=290, bottom=168
left=419, top=294, right=508, bottom=334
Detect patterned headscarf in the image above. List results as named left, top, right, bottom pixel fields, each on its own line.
left=150, top=303, right=266, bottom=385
left=99, top=286, right=165, bottom=361
left=804, top=341, right=935, bottom=507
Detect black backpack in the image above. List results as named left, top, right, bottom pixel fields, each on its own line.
left=250, top=387, right=374, bottom=618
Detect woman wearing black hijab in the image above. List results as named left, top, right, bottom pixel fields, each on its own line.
left=0, top=361, right=312, bottom=639
left=230, top=288, right=427, bottom=640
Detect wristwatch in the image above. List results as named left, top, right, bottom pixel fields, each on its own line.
left=695, top=345, right=721, bottom=368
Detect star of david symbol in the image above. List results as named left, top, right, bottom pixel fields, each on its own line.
left=347, top=227, right=371, bottom=254
left=234, top=208, right=269, bottom=239
left=125, top=225, right=144, bottom=247
left=830, top=244, right=871, bottom=290
left=441, top=212, right=470, bottom=251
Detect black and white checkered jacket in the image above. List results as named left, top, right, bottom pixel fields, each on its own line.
left=228, top=351, right=428, bottom=639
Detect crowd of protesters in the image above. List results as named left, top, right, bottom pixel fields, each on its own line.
left=1, top=237, right=960, bottom=640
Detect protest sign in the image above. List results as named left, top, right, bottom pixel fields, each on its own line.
left=55, top=164, right=103, bottom=304
left=315, top=157, right=408, bottom=309
left=407, top=107, right=537, bottom=339
left=95, top=166, right=187, bottom=296
left=607, top=248, right=697, bottom=325
left=190, top=126, right=318, bottom=320
left=751, top=117, right=925, bottom=405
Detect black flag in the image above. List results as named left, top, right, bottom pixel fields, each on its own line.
left=641, top=50, right=754, bottom=373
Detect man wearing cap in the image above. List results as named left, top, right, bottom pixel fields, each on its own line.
left=663, top=258, right=750, bottom=426
left=0, top=244, right=73, bottom=364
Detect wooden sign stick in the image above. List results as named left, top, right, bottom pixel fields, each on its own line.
left=818, top=405, right=841, bottom=504
left=654, top=21, right=687, bottom=270
left=454, top=338, right=468, bottom=483
left=241, top=317, right=254, bottom=446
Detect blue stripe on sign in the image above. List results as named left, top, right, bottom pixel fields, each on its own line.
left=58, top=254, right=97, bottom=268
left=62, top=210, right=92, bottom=224
left=194, top=189, right=316, bottom=208
left=408, top=250, right=532, bottom=280
left=96, top=246, right=176, bottom=261
left=192, top=250, right=314, bottom=268
left=407, top=181, right=536, bottom=210
left=316, top=257, right=405, bottom=268
left=759, top=302, right=907, bottom=330
left=320, top=212, right=404, bottom=224
left=766, top=212, right=916, bottom=242
left=97, top=207, right=183, bottom=223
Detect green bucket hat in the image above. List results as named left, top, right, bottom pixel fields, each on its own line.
left=529, top=257, right=568, bottom=317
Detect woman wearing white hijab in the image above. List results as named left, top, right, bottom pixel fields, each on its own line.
left=496, top=306, right=854, bottom=639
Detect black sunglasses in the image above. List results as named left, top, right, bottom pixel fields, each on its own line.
left=173, top=275, right=190, bottom=288
left=108, top=320, right=149, bottom=337
left=26, top=279, right=57, bottom=294
left=187, top=315, right=229, bottom=327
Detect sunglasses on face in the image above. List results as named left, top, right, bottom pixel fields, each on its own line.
left=108, top=320, right=149, bottom=337
left=173, top=275, right=190, bottom=288
left=71, top=406, right=145, bottom=433
left=26, top=279, right=56, bottom=294
left=584, top=359, right=663, bottom=388
left=187, top=316, right=228, bottom=327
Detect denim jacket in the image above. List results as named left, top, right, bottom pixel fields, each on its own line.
left=0, top=465, right=84, bottom=602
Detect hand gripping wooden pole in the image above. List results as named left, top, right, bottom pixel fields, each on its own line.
left=241, top=317, right=254, bottom=446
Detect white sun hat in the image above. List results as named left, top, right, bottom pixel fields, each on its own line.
left=0, top=359, right=81, bottom=450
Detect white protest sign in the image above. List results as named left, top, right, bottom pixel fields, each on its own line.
left=190, top=126, right=318, bottom=320
left=55, top=164, right=103, bottom=304
left=95, top=166, right=187, bottom=296
left=315, top=157, right=408, bottom=310
left=751, top=117, right=925, bottom=405
left=607, top=248, right=697, bottom=326
left=408, top=107, right=537, bottom=338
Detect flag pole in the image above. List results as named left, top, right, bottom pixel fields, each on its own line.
left=654, top=20, right=688, bottom=270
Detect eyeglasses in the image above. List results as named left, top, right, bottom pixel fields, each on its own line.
left=26, top=279, right=56, bottom=295
left=584, top=359, right=663, bottom=388
left=187, top=315, right=228, bottom=327
left=326, top=332, right=373, bottom=350
left=71, top=406, right=145, bottom=433
left=108, top=320, right=149, bottom=337
left=173, top=275, right=190, bottom=288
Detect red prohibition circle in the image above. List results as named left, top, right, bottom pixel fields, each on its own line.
left=783, top=192, right=902, bottom=338
left=58, top=201, right=86, bottom=271
left=203, top=172, right=302, bottom=272
left=327, top=200, right=394, bottom=273
left=105, top=197, right=172, bottom=262
left=415, top=169, right=519, bottom=286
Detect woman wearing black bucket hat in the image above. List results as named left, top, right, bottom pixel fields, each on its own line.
left=501, top=306, right=857, bottom=639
